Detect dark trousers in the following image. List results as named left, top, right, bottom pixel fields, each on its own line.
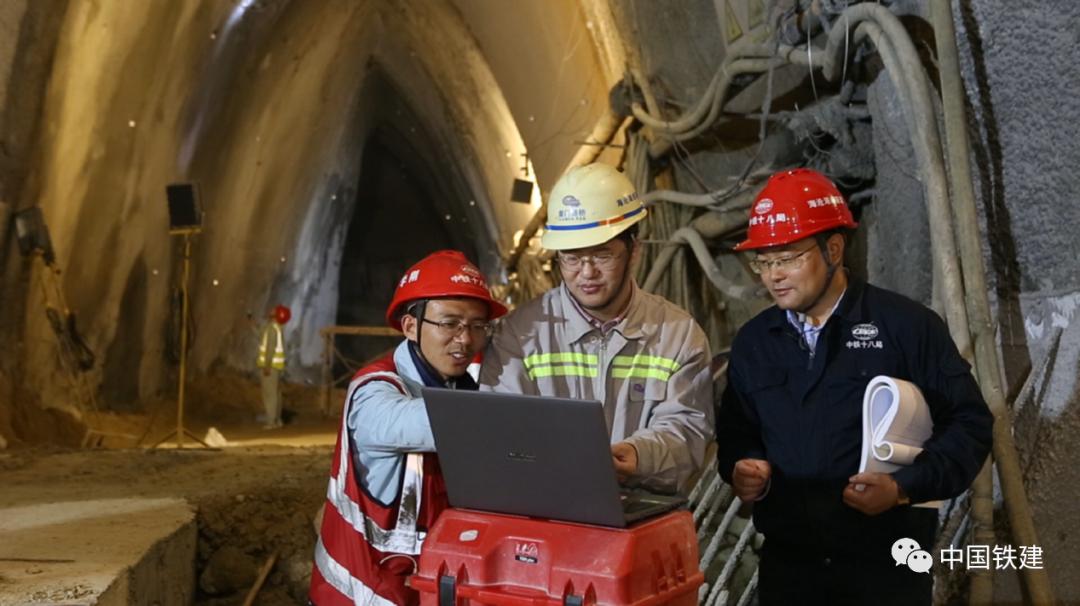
left=758, top=539, right=932, bottom=606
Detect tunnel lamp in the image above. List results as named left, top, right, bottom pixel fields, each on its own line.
left=152, top=183, right=210, bottom=449
left=510, top=178, right=534, bottom=204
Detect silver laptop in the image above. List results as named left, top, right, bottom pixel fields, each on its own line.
left=421, top=388, right=685, bottom=528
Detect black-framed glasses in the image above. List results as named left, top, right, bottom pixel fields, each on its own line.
left=748, top=245, right=818, bottom=275
left=420, top=318, right=494, bottom=338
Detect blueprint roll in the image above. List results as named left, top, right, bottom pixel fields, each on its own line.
left=858, top=375, right=941, bottom=509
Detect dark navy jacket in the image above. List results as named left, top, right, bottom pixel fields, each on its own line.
left=716, top=278, right=992, bottom=558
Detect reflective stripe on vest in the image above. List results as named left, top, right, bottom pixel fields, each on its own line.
left=257, top=323, right=285, bottom=370
left=312, top=536, right=397, bottom=606
left=326, top=372, right=426, bottom=554
left=311, top=368, right=430, bottom=606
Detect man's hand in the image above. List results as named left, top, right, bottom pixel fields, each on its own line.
left=843, top=472, right=903, bottom=515
left=732, top=458, right=771, bottom=502
left=611, top=442, right=638, bottom=482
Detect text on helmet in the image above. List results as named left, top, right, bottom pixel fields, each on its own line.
left=748, top=212, right=791, bottom=226
left=558, top=208, right=587, bottom=221
left=450, top=274, right=487, bottom=287
left=615, top=191, right=640, bottom=207
left=400, top=269, right=421, bottom=286
left=807, top=195, right=844, bottom=209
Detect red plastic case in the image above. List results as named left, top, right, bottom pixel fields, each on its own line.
left=410, top=509, right=703, bottom=606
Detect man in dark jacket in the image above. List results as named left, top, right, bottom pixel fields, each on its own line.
left=716, top=168, right=993, bottom=606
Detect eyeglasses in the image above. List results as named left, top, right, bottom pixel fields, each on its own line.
left=748, top=246, right=818, bottom=275
left=421, top=318, right=494, bottom=338
left=556, top=249, right=623, bottom=271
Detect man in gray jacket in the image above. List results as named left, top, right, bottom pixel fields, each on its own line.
left=480, top=163, right=714, bottom=495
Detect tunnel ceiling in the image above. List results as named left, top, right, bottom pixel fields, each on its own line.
left=0, top=0, right=621, bottom=409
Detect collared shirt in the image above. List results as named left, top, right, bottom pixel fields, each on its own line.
left=565, top=282, right=633, bottom=335
left=785, top=290, right=846, bottom=352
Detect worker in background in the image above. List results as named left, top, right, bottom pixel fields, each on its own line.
left=480, top=163, right=714, bottom=495
left=309, top=250, right=507, bottom=606
left=715, top=168, right=993, bottom=606
left=255, top=303, right=290, bottom=429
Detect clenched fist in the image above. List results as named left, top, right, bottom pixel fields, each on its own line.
left=732, top=458, right=771, bottom=502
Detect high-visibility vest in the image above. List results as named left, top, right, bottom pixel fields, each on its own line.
left=309, top=354, right=449, bottom=606
left=256, top=322, right=285, bottom=370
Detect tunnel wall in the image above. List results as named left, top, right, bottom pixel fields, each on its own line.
left=0, top=0, right=549, bottom=414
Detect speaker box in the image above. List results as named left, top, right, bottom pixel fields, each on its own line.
left=510, top=178, right=534, bottom=204
left=166, top=183, right=202, bottom=231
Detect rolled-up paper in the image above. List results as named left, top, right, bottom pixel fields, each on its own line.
left=859, top=376, right=941, bottom=509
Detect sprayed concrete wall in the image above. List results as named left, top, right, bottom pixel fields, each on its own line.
left=0, top=0, right=615, bottom=424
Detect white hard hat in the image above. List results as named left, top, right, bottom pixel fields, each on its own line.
left=540, top=163, right=647, bottom=251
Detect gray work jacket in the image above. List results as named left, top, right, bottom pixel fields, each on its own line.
left=479, top=282, right=715, bottom=494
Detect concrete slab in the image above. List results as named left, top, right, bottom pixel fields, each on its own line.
left=0, top=498, right=196, bottom=605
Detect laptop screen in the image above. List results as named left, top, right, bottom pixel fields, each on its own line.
left=422, top=388, right=632, bottom=527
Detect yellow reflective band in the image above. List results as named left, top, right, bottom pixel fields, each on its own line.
left=611, top=354, right=680, bottom=372
left=524, top=352, right=599, bottom=368
left=527, top=365, right=600, bottom=379
left=611, top=367, right=672, bottom=381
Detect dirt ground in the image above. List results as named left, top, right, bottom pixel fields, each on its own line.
left=0, top=370, right=343, bottom=605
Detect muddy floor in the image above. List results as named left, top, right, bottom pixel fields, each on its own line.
left=0, top=372, right=343, bottom=605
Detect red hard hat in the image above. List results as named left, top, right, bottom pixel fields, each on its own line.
left=273, top=304, right=291, bottom=325
left=734, top=168, right=858, bottom=251
left=385, top=250, right=509, bottom=331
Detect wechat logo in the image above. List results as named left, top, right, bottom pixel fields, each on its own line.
left=892, top=538, right=933, bottom=573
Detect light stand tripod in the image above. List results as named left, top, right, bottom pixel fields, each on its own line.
left=153, top=228, right=210, bottom=449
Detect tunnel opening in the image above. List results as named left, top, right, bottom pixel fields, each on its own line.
left=334, top=68, right=490, bottom=371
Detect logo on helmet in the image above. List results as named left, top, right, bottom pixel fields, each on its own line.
left=561, top=195, right=581, bottom=207
left=852, top=323, right=879, bottom=340
left=460, top=264, right=481, bottom=276
left=755, top=199, right=774, bottom=214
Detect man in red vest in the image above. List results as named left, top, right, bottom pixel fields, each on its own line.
left=310, top=250, right=507, bottom=606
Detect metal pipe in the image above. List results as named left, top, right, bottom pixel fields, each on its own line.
left=931, top=1, right=1053, bottom=603
left=506, top=110, right=625, bottom=273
